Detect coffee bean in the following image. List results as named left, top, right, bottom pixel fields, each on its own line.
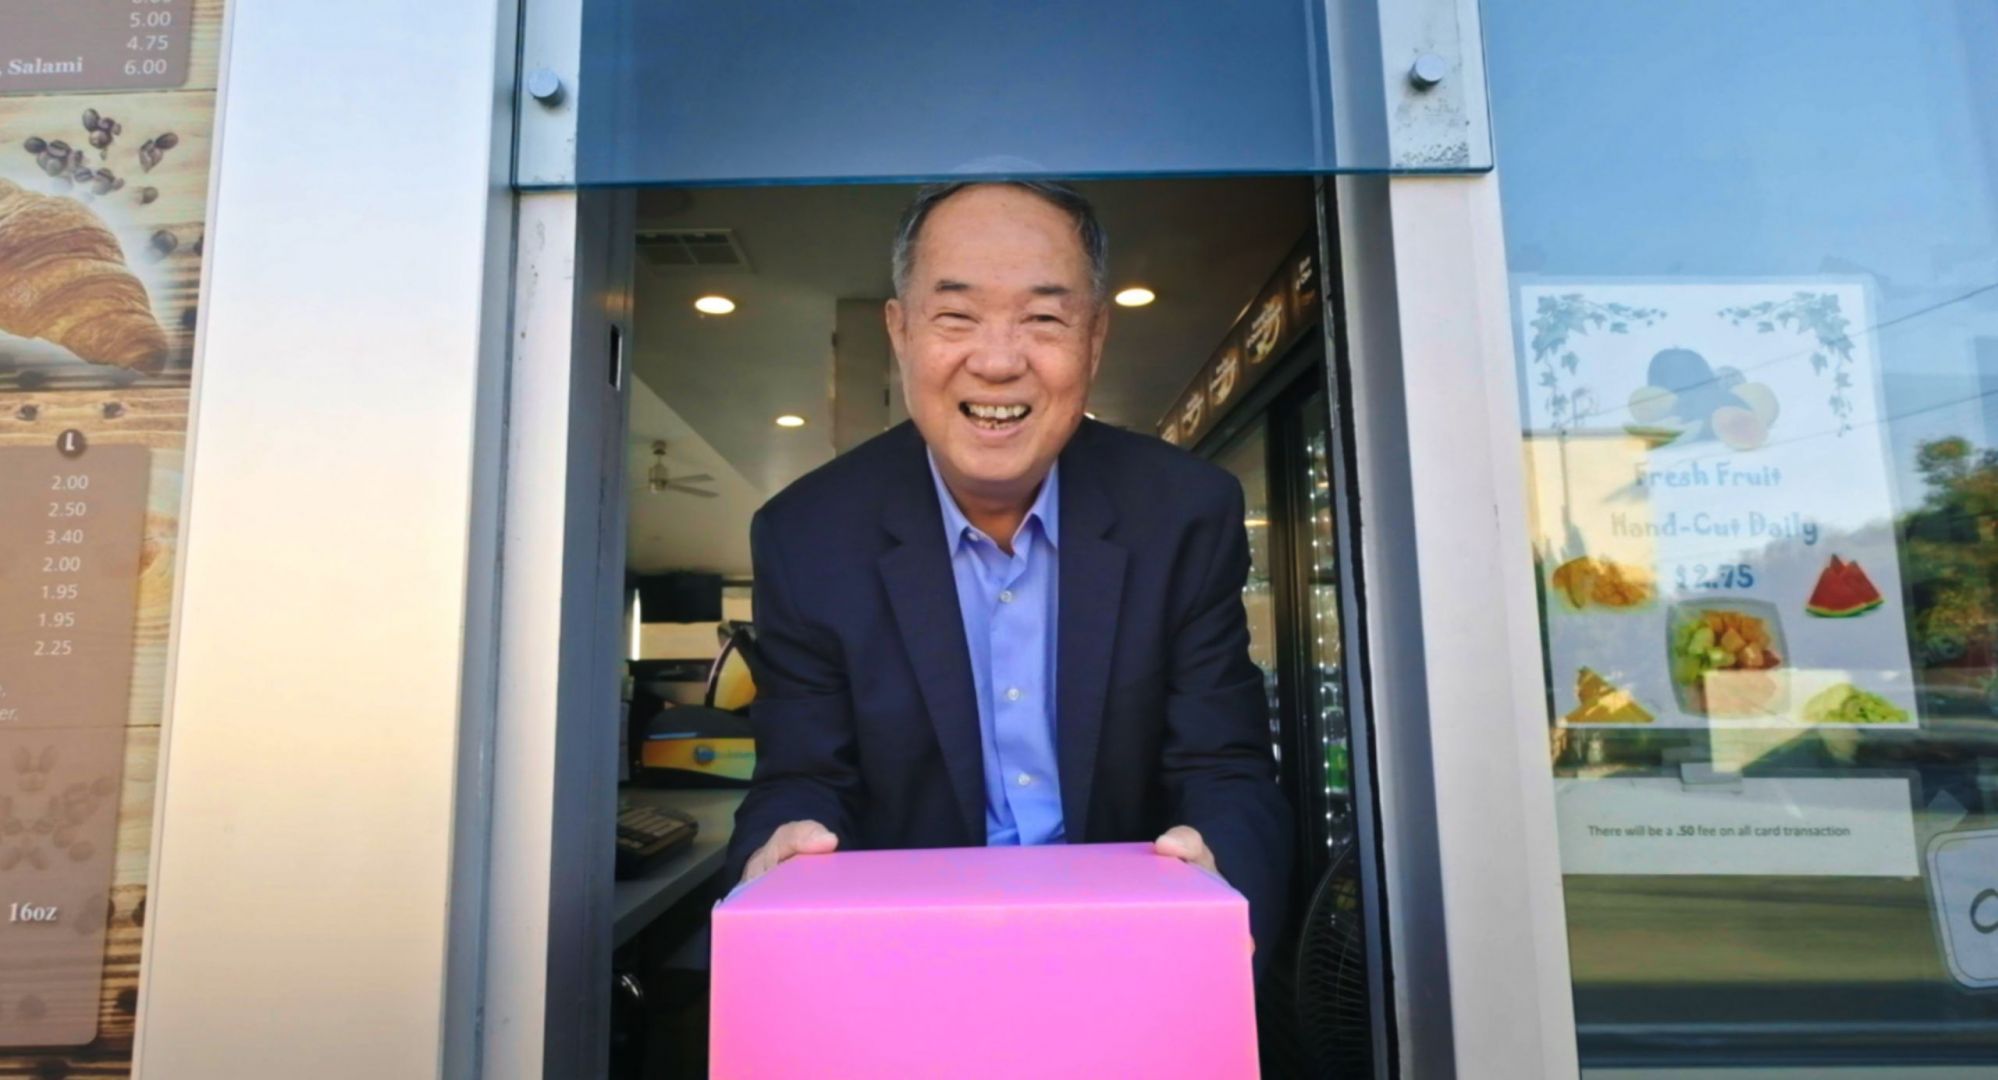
left=72, top=167, right=94, bottom=184
left=180, top=307, right=198, bottom=330
left=48, top=139, right=68, bottom=155
left=23, top=135, right=45, bottom=154
left=140, top=146, right=160, bottom=172
left=91, top=175, right=114, bottom=195
left=14, top=402, right=38, bottom=420
left=156, top=131, right=180, bottom=150
left=111, top=177, right=126, bottom=192
left=139, top=186, right=159, bottom=204
left=38, top=155, right=64, bottom=177
left=15, top=371, right=45, bottom=391
left=103, top=402, right=126, bottom=419
left=110, top=120, right=123, bottom=136
left=83, top=108, right=100, bottom=130
left=117, top=987, right=139, bottom=1015
left=89, top=129, right=111, bottom=150
left=150, top=229, right=178, bottom=256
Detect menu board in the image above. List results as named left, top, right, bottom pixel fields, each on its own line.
left=0, top=444, right=148, bottom=1047
left=1158, top=234, right=1322, bottom=448
left=0, top=0, right=195, bottom=94
left=0, top=0, right=222, bottom=1068
left=1521, top=280, right=1918, bottom=730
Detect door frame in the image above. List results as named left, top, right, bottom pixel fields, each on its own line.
left=481, top=8, right=1580, bottom=1080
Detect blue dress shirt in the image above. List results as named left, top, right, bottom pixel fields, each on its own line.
left=928, top=453, right=1065, bottom=845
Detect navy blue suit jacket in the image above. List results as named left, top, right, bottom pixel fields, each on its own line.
left=725, top=419, right=1292, bottom=958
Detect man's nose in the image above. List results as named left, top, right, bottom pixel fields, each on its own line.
left=963, top=326, right=1030, bottom=380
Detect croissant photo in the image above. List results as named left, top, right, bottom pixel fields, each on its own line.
left=0, top=178, right=170, bottom=373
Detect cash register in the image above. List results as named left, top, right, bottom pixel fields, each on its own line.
left=629, top=623, right=760, bottom=788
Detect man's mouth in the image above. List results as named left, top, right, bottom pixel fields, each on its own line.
left=960, top=402, right=1032, bottom=430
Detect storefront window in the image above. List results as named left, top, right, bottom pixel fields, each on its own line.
left=1490, top=1, right=1998, bottom=1070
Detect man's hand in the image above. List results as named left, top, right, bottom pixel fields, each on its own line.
left=1153, top=825, right=1219, bottom=876
left=741, top=819, right=840, bottom=883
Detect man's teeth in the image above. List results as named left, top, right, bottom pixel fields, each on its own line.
left=965, top=403, right=1029, bottom=421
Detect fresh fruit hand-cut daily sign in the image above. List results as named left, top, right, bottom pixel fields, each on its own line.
left=1519, top=280, right=1917, bottom=729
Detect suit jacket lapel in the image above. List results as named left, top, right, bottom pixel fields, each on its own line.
left=878, top=429, right=986, bottom=844
left=1055, top=424, right=1126, bottom=841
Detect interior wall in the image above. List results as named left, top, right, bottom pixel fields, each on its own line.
left=834, top=298, right=894, bottom=454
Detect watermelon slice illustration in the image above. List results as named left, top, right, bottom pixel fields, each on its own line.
left=1806, top=556, right=1884, bottom=618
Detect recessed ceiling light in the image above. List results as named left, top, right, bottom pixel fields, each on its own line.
left=774, top=414, right=806, bottom=428
left=694, top=295, right=737, bottom=315
left=1114, top=287, right=1156, bottom=308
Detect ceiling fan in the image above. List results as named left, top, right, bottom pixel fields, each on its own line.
left=637, top=440, right=717, bottom=498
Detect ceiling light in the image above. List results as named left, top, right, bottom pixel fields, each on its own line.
left=774, top=414, right=807, bottom=428
left=1114, top=287, right=1156, bottom=308
left=694, top=295, right=737, bottom=315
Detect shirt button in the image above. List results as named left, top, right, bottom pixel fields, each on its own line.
left=1017, top=773, right=1033, bottom=787
left=998, top=589, right=1015, bottom=604
left=1005, top=687, right=1022, bottom=702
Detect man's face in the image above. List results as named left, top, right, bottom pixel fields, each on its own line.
left=887, top=186, right=1108, bottom=505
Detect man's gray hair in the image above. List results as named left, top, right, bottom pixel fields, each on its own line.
left=890, top=181, right=1110, bottom=301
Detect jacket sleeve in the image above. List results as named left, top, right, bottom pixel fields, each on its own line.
left=1161, top=478, right=1294, bottom=969
left=723, top=507, right=864, bottom=884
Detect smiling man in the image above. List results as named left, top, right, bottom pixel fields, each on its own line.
left=725, top=181, right=1291, bottom=964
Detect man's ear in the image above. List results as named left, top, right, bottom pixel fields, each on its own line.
left=884, top=296, right=907, bottom=361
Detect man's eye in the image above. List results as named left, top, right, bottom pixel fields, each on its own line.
left=1029, top=314, right=1064, bottom=325
left=937, top=312, right=974, bottom=324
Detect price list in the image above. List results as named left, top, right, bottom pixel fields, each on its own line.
left=0, top=0, right=193, bottom=95
left=0, top=441, right=147, bottom=1048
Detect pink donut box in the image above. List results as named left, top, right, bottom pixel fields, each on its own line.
left=710, top=841, right=1259, bottom=1079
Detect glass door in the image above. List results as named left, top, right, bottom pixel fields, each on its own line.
left=1214, top=423, right=1284, bottom=763
left=1289, top=389, right=1355, bottom=857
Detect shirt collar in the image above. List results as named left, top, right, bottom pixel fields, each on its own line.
left=926, top=450, right=1061, bottom=553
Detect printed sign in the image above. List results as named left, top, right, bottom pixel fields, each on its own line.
left=1928, top=829, right=1998, bottom=990
left=1521, top=280, right=1918, bottom=729
left=1556, top=776, right=1918, bottom=877
left=0, top=0, right=196, bottom=94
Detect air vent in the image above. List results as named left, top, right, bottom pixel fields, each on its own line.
left=636, top=228, right=752, bottom=272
